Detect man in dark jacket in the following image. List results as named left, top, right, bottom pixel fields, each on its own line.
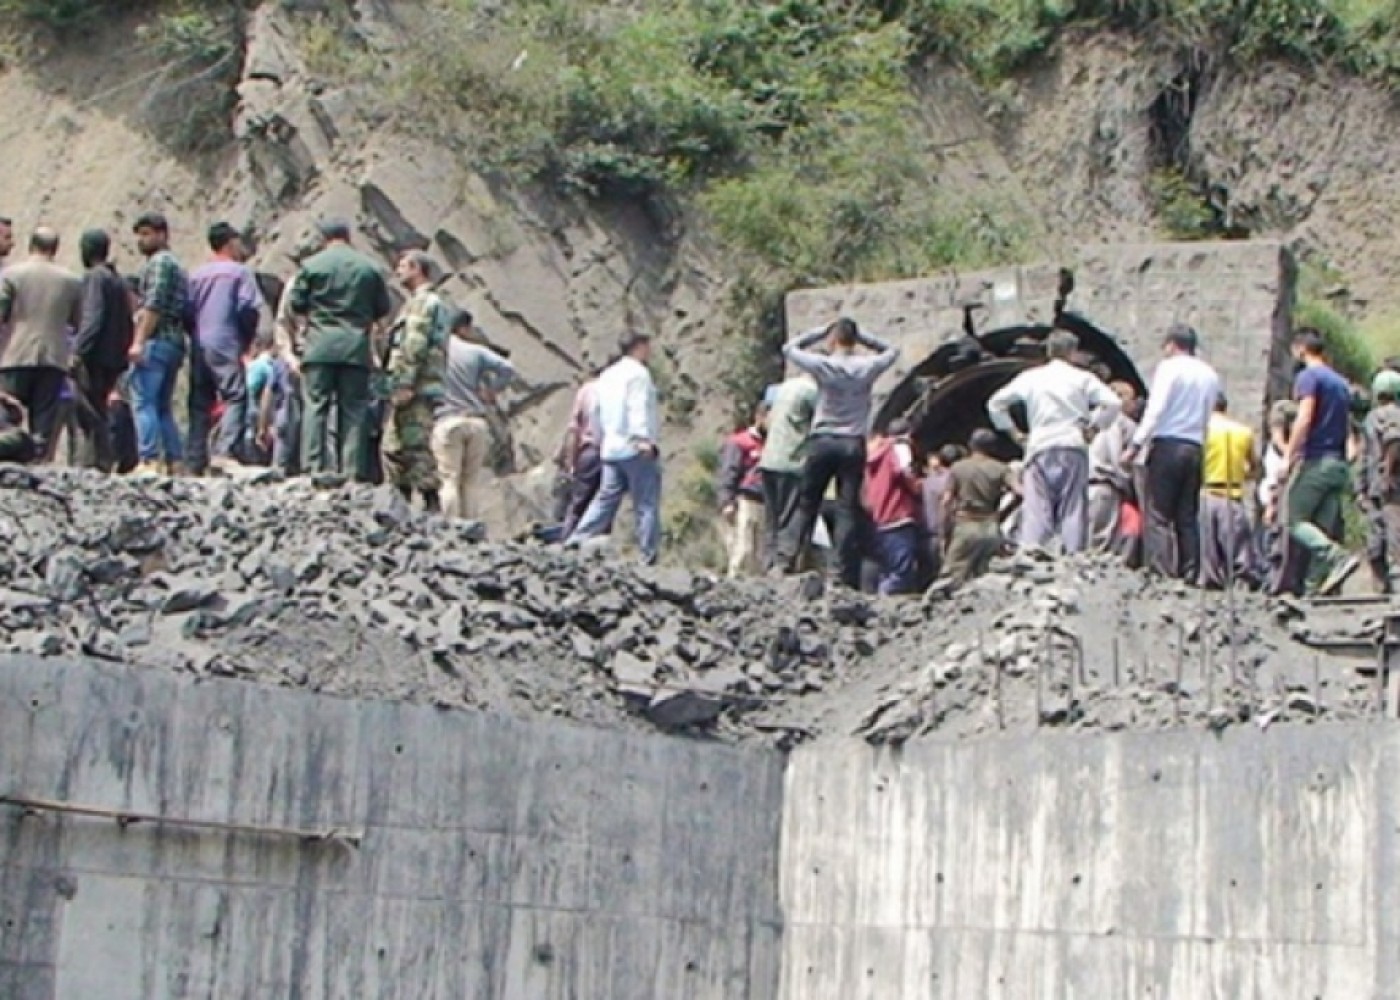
left=70, top=229, right=133, bottom=470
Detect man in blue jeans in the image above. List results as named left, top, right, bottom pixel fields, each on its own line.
left=129, top=213, right=190, bottom=475
left=186, top=222, right=263, bottom=474
left=566, top=332, right=662, bottom=564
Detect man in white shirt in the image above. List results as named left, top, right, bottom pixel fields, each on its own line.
left=987, top=330, right=1121, bottom=553
left=1124, top=324, right=1222, bottom=582
left=565, top=332, right=662, bottom=564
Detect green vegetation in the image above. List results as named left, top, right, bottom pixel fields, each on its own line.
left=1148, top=169, right=1217, bottom=241
left=0, top=0, right=245, bottom=155
left=662, top=438, right=726, bottom=570
left=135, top=5, right=245, bottom=155
left=317, top=0, right=1034, bottom=404
left=1296, top=262, right=1376, bottom=383
left=886, top=0, right=1400, bottom=84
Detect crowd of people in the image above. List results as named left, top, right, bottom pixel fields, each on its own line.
left=706, top=321, right=1391, bottom=599
left=0, top=215, right=520, bottom=520
left=0, top=212, right=1392, bottom=597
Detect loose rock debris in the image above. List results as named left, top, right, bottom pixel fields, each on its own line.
left=0, top=468, right=1385, bottom=746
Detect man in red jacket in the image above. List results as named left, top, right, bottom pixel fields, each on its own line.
left=864, top=419, right=924, bottom=595
left=716, top=401, right=768, bottom=577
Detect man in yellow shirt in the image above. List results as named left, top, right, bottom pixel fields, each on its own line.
left=1199, top=393, right=1258, bottom=588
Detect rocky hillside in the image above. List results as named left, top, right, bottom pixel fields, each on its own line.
left=5, top=1, right=1400, bottom=531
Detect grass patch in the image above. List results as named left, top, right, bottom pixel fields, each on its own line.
left=662, top=438, right=726, bottom=569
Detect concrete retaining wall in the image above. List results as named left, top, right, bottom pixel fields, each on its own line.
left=780, top=728, right=1392, bottom=1000
left=0, top=658, right=784, bottom=999
left=5, top=657, right=1397, bottom=999
left=785, top=240, right=1296, bottom=431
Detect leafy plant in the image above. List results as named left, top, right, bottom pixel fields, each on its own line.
left=1148, top=169, right=1216, bottom=240
left=1295, top=298, right=1375, bottom=383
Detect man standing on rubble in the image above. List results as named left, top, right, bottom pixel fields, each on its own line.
left=987, top=329, right=1121, bottom=554
left=381, top=251, right=449, bottom=511
left=70, top=229, right=132, bottom=471
left=864, top=419, right=924, bottom=594
left=941, top=428, right=1013, bottom=585
left=1086, top=381, right=1138, bottom=550
left=716, top=399, right=768, bottom=577
left=1285, top=327, right=1361, bottom=594
left=186, top=222, right=263, bottom=474
left=567, top=332, right=662, bottom=564
left=130, top=213, right=191, bottom=475
left=285, top=219, right=393, bottom=481
left=759, top=372, right=818, bottom=574
left=557, top=368, right=605, bottom=539
left=434, top=310, right=516, bottom=522
left=0, top=227, right=82, bottom=462
left=1361, top=370, right=1400, bottom=593
left=1125, top=324, right=1220, bottom=582
left=784, top=318, right=900, bottom=588
left=1198, top=393, right=1258, bottom=589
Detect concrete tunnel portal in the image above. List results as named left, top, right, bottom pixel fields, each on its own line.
left=875, top=312, right=1148, bottom=462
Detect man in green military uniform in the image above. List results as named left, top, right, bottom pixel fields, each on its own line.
left=284, top=219, right=393, bottom=481
left=381, top=250, right=449, bottom=511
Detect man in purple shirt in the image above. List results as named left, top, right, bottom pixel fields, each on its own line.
left=185, top=222, right=263, bottom=473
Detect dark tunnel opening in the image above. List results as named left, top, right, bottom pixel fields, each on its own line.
left=876, top=314, right=1147, bottom=463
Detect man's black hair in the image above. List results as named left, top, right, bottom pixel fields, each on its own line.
left=0, top=216, right=11, bottom=227
left=133, top=212, right=169, bottom=234
left=1163, top=323, right=1199, bottom=354
left=80, top=229, right=110, bottom=268
left=451, top=309, right=475, bottom=330
left=969, top=428, right=998, bottom=454
left=829, top=317, right=859, bottom=346
left=1292, top=326, right=1328, bottom=357
left=619, top=331, right=652, bottom=354
left=937, top=444, right=961, bottom=467
left=207, top=221, right=240, bottom=252
left=1215, top=392, right=1229, bottom=413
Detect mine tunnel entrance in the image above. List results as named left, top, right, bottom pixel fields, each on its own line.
left=876, top=314, right=1148, bottom=462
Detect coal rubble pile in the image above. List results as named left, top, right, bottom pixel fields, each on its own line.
left=819, top=553, right=1384, bottom=744
left=0, top=468, right=920, bottom=742
left=0, top=468, right=1381, bottom=747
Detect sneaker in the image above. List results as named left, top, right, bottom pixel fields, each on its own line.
left=166, top=461, right=190, bottom=477
left=1318, top=554, right=1361, bottom=596
left=131, top=461, right=164, bottom=477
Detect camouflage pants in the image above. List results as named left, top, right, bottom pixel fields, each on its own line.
left=380, top=399, right=440, bottom=491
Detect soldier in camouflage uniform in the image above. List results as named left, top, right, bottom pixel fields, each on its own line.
left=381, top=251, right=449, bottom=511
left=1361, top=370, right=1400, bottom=592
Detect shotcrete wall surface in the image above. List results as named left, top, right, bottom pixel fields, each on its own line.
left=6, top=656, right=1398, bottom=999
left=0, top=657, right=785, bottom=999
left=780, top=728, right=1393, bottom=1000
left=785, top=240, right=1295, bottom=432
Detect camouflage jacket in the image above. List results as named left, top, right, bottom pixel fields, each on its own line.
left=384, top=286, right=449, bottom=402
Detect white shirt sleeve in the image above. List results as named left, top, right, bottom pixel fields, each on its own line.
left=987, top=375, right=1025, bottom=433
left=1085, top=374, right=1122, bottom=430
